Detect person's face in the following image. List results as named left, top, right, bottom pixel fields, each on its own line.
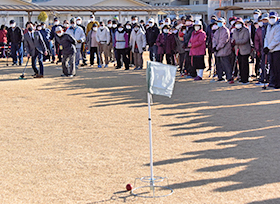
left=262, top=19, right=268, bottom=24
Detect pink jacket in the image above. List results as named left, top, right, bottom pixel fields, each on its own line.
left=189, top=29, right=206, bottom=56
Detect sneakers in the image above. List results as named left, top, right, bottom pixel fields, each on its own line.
left=61, top=74, right=68, bottom=77
left=98, top=65, right=102, bottom=68
left=185, top=75, right=193, bottom=79
left=104, top=64, right=108, bottom=68
left=228, top=80, right=234, bottom=84
left=68, top=75, right=73, bottom=78
left=135, top=67, right=143, bottom=70
left=194, top=76, right=202, bottom=81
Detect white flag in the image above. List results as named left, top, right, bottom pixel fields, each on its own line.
left=146, top=61, right=177, bottom=98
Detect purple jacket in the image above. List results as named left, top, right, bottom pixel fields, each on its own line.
left=156, top=33, right=176, bottom=55
left=189, top=29, right=206, bottom=56
left=254, top=27, right=263, bottom=53
left=212, top=26, right=232, bottom=57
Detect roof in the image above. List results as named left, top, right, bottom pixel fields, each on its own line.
left=0, top=4, right=190, bottom=12
left=37, top=0, right=148, bottom=6
left=215, top=5, right=280, bottom=11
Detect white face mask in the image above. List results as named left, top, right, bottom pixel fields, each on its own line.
left=149, top=23, right=154, bottom=27
left=185, top=21, right=192, bottom=26
left=100, top=25, right=104, bottom=29
left=37, top=26, right=42, bottom=31
left=230, top=21, right=235, bottom=26
left=253, top=14, right=259, bottom=20
left=269, top=18, right=277, bottom=25
left=160, top=24, right=164, bottom=28
left=172, top=30, right=178, bottom=34
left=107, top=24, right=112, bottom=28
left=42, top=25, right=46, bottom=29
left=194, top=26, right=200, bottom=31
left=90, top=18, right=95, bottom=22
left=113, top=24, right=117, bottom=28
left=235, top=23, right=242, bottom=29
left=126, top=25, right=131, bottom=30
left=163, top=29, right=169, bottom=33
left=258, top=22, right=263, bottom=27
left=92, top=27, right=97, bottom=31
left=54, top=21, right=59, bottom=26
left=64, top=24, right=69, bottom=28
left=134, top=27, right=139, bottom=32
left=71, top=24, right=76, bottom=28
left=118, top=28, right=123, bottom=32
left=10, top=23, right=16, bottom=28
left=57, top=32, right=63, bottom=37
left=212, top=24, right=218, bottom=30
left=132, top=20, right=137, bottom=24
left=76, top=20, right=82, bottom=25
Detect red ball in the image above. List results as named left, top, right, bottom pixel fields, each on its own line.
left=126, top=184, right=133, bottom=191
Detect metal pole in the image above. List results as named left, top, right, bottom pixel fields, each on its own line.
left=147, top=92, right=154, bottom=193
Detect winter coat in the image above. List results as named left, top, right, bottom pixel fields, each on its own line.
left=114, top=31, right=129, bottom=49
left=254, top=27, right=263, bottom=53
left=183, top=25, right=194, bottom=51
left=7, top=26, right=23, bottom=44
left=86, top=21, right=100, bottom=36
left=212, top=26, right=232, bottom=57
left=165, top=33, right=176, bottom=55
left=189, top=29, right=206, bottom=56
left=174, top=34, right=185, bottom=54
left=96, top=27, right=110, bottom=45
left=55, top=33, right=77, bottom=55
left=146, top=25, right=160, bottom=47
left=0, top=30, right=7, bottom=44
left=86, top=30, right=98, bottom=48
left=264, top=23, right=280, bottom=53
left=129, top=29, right=146, bottom=53
left=66, top=26, right=85, bottom=49
left=156, top=33, right=176, bottom=55
left=232, top=26, right=251, bottom=55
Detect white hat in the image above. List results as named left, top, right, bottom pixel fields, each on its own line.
left=148, top=18, right=154, bottom=23
left=55, top=26, right=63, bottom=32
left=193, top=20, right=202, bottom=26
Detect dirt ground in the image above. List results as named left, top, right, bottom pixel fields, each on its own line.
left=1, top=52, right=280, bottom=204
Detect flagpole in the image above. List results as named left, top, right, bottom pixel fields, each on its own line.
left=147, top=92, right=154, bottom=193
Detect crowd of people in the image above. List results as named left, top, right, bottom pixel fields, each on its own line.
left=0, top=10, right=280, bottom=88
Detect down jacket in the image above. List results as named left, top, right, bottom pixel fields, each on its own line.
left=232, top=26, right=251, bottom=55
left=264, top=23, right=280, bottom=53
left=212, top=25, right=232, bottom=57
left=188, top=29, right=206, bottom=56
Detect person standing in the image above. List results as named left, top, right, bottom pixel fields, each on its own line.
left=130, top=23, right=146, bottom=70
left=146, top=18, right=159, bottom=61
left=264, top=11, right=280, bottom=89
left=107, top=20, right=114, bottom=62
left=213, top=18, right=234, bottom=83
left=188, top=20, right=206, bottom=80
left=86, top=15, right=99, bottom=36
left=114, top=24, right=129, bottom=70
left=7, top=20, right=23, bottom=66
left=55, top=26, right=77, bottom=77
left=66, top=18, right=86, bottom=70
left=86, top=24, right=100, bottom=67
left=24, top=24, right=48, bottom=78
left=0, top=25, right=7, bottom=58
left=76, top=17, right=87, bottom=67
left=49, top=17, right=62, bottom=63
left=232, top=18, right=251, bottom=84
left=96, top=21, right=110, bottom=68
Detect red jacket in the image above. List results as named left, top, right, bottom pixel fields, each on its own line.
left=189, top=29, right=206, bottom=56
left=0, top=30, right=7, bottom=44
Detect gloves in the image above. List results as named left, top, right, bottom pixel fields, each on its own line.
left=213, top=47, right=217, bottom=52
left=263, top=47, right=269, bottom=54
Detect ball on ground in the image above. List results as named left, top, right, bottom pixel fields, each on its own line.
left=126, top=184, right=133, bottom=191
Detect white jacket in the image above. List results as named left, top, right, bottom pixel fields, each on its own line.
left=264, top=23, right=280, bottom=53
left=96, top=27, right=110, bottom=45
left=66, top=26, right=86, bottom=49
left=129, top=29, right=146, bottom=53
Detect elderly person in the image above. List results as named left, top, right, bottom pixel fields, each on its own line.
left=264, top=11, right=280, bottom=89
left=129, top=23, right=146, bottom=70
left=66, top=18, right=86, bottom=70
left=188, top=20, right=206, bottom=80
left=232, top=17, right=251, bottom=84
left=55, top=26, right=77, bottom=77
left=96, top=21, right=111, bottom=68
left=213, top=17, right=234, bottom=83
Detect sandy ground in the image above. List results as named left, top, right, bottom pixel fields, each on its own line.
left=1, top=52, right=280, bottom=204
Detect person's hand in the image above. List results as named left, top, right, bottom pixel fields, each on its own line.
left=27, top=54, right=30, bottom=58
left=44, top=51, right=48, bottom=56
left=188, top=43, right=191, bottom=48
left=257, top=51, right=261, bottom=58
left=263, top=47, right=269, bottom=54
left=77, top=40, right=82, bottom=43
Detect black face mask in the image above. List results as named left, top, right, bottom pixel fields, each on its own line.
left=28, top=27, right=33, bottom=32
